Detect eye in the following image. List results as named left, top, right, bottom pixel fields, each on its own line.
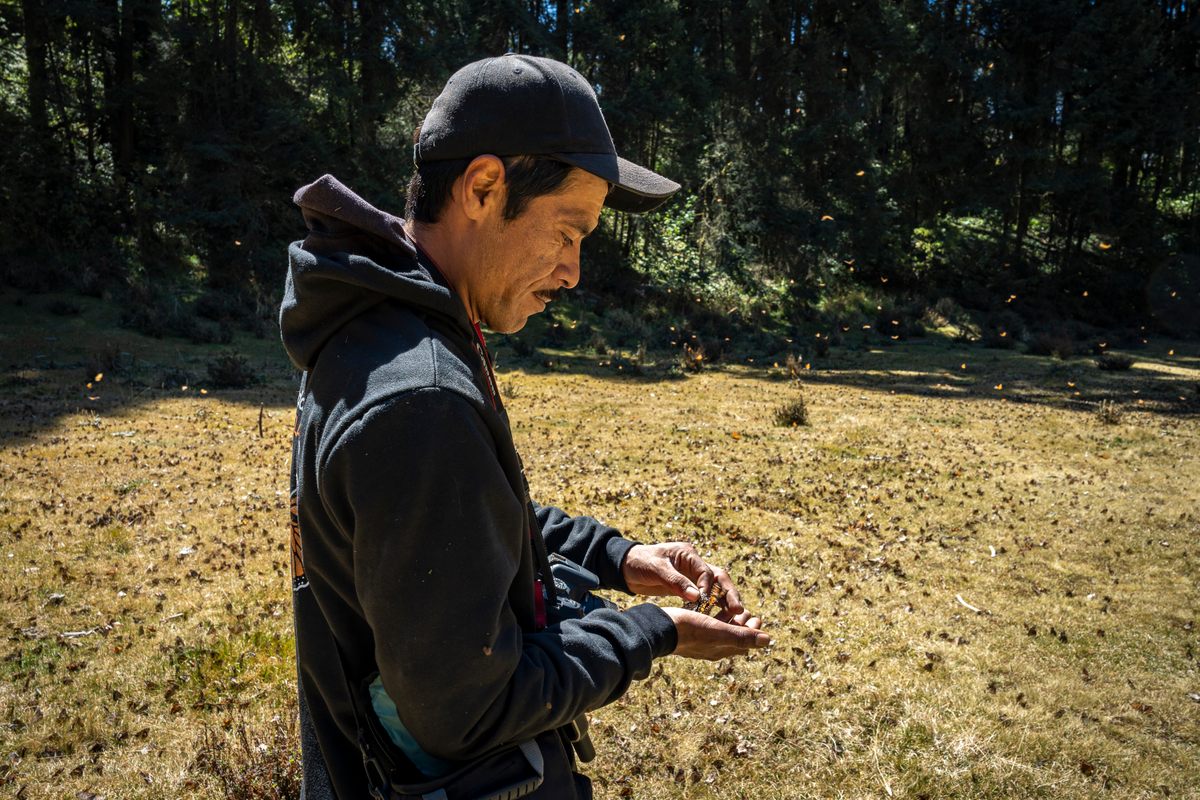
left=561, top=232, right=574, bottom=248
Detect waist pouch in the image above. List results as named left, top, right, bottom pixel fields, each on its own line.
left=356, top=672, right=580, bottom=800
left=376, top=741, right=544, bottom=800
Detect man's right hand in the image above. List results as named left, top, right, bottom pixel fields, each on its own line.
left=661, top=607, right=770, bottom=660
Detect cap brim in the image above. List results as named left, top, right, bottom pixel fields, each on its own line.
left=553, top=153, right=680, bottom=213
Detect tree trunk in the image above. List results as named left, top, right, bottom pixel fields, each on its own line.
left=82, top=30, right=97, bottom=168
left=223, top=0, right=239, bottom=84
left=556, top=0, right=569, bottom=60
left=357, top=0, right=386, bottom=149
left=21, top=0, right=52, bottom=150
left=252, top=0, right=275, bottom=59
left=1014, top=161, right=1031, bottom=257
left=111, top=0, right=135, bottom=178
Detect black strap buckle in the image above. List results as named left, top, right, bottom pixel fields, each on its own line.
left=359, top=729, right=394, bottom=800
left=565, top=714, right=596, bottom=763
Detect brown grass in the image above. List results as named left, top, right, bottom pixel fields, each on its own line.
left=1, top=290, right=1198, bottom=798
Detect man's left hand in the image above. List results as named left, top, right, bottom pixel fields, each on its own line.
left=621, top=542, right=753, bottom=625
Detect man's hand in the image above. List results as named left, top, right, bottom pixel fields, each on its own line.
left=661, top=607, right=770, bottom=660
left=622, top=542, right=754, bottom=625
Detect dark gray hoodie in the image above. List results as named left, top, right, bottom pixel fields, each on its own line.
left=280, top=174, right=676, bottom=799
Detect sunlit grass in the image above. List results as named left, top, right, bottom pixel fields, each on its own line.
left=0, top=292, right=1197, bottom=798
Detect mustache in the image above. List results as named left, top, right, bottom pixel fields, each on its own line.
left=535, top=288, right=566, bottom=303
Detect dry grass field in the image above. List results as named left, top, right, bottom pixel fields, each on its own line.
left=1, top=288, right=1198, bottom=799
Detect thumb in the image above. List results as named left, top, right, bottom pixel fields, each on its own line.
left=668, top=569, right=701, bottom=602
left=730, top=622, right=771, bottom=649
left=675, top=547, right=714, bottom=595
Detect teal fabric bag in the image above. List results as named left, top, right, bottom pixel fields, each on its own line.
left=368, top=676, right=456, bottom=778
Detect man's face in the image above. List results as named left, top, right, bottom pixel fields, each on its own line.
left=474, top=167, right=608, bottom=334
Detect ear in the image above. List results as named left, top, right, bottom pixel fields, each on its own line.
left=457, top=155, right=506, bottom=223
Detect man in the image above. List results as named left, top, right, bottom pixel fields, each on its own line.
left=280, top=54, right=769, bottom=799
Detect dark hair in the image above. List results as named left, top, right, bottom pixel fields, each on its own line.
left=404, top=153, right=575, bottom=224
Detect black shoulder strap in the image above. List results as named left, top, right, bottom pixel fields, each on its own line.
left=294, top=369, right=555, bottom=796
left=294, top=371, right=415, bottom=797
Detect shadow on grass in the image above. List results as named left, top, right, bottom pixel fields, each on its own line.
left=495, top=337, right=1200, bottom=420
left=783, top=340, right=1200, bottom=419
left=1, top=288, right=1197, bottom=447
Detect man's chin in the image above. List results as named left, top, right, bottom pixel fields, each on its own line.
left=487, top=315, right=530, bottom=335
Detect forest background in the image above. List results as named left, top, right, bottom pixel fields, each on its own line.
left=2, top=0, right=1198, bottom=350
left=2, top=3, right=1200, bottom=798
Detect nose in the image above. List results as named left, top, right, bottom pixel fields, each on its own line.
left=558, top=242, right=581, bottom=289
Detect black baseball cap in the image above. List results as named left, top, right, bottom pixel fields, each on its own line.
left=415, top=54, right=680, bottom=213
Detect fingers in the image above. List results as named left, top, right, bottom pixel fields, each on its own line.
left=718, top=608, right=756, bottom=627
left=710, top=566, right=745, bottom=617
left=623, top=543, right=702, bottom=600
left=663, top=608, right=771, bottom=661
left=701, top=619, right=769, bottom=660
left=669, top=568, right=701, bottom=602
left=673, top=544, right=713, bottom=595
left=640, top=543, right=755, bottom=624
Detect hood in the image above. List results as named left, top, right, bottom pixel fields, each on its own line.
left=279, top=174, right=471, bottom=370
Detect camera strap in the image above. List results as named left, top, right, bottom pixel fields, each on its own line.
left=465, top=325, right=597, bottom=764
left=468, top=320, right=559, bottom=620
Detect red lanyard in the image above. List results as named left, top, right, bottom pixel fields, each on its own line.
left=471, top=321, right=502, bottom=411
left=470, top=321, right=549, bottom=629
left=409, top=237, right=501, bottom=412
left=470, top=321, right=548, bottom=628
left=412, top=238, right=548, bottom=629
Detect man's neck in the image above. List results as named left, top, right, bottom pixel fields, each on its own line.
left=405, top=221, right=479, bottom=325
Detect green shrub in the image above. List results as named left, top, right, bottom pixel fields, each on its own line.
left=679, top=343, right=705, bottom=373
left=1027, top=331, right=1075, bottom=359
left=786, top=352, right=804, bottom=379
left=196, top=288, right=255, bottom=324
left=604, top=308, right=652, bottom=347
left=84, top=345, right=122, bottom=381
left=507, top=335, right=535, bottom=358
left=816, top=287, right=880, bottom=327
left=875, top=305, right=921, bottom=341
left=587, top=331, right=609, bottom=355
left=982, top=310, right=1024, bottom=349
left=1096, top=352, right=1134, bottom=371
left=206, top=352, right=258, bottom=388
left=541, top=321, right=568, bottom=347
left=158, top=366, right=192, bottom=389
left=46, top=299, right=81, bottom=316
left=926, top=296, right=970, bottom=329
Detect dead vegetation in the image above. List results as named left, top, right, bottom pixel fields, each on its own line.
left=0, top=293, right=1198, bottom=799
left=191, top=708, right=301, bottom=800
left=773, top=395, right=810, bottom=427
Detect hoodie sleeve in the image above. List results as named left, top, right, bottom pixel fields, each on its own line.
left=533, top=503, right=638, bottom=594
left=319, top=387, right=676, bottom=762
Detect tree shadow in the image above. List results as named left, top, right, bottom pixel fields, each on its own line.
left=499, top=335, right=1200, bottom=421
left=1, top=288, right=1197, bottom=449
left=737, top=339, right=1200, bottom=419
